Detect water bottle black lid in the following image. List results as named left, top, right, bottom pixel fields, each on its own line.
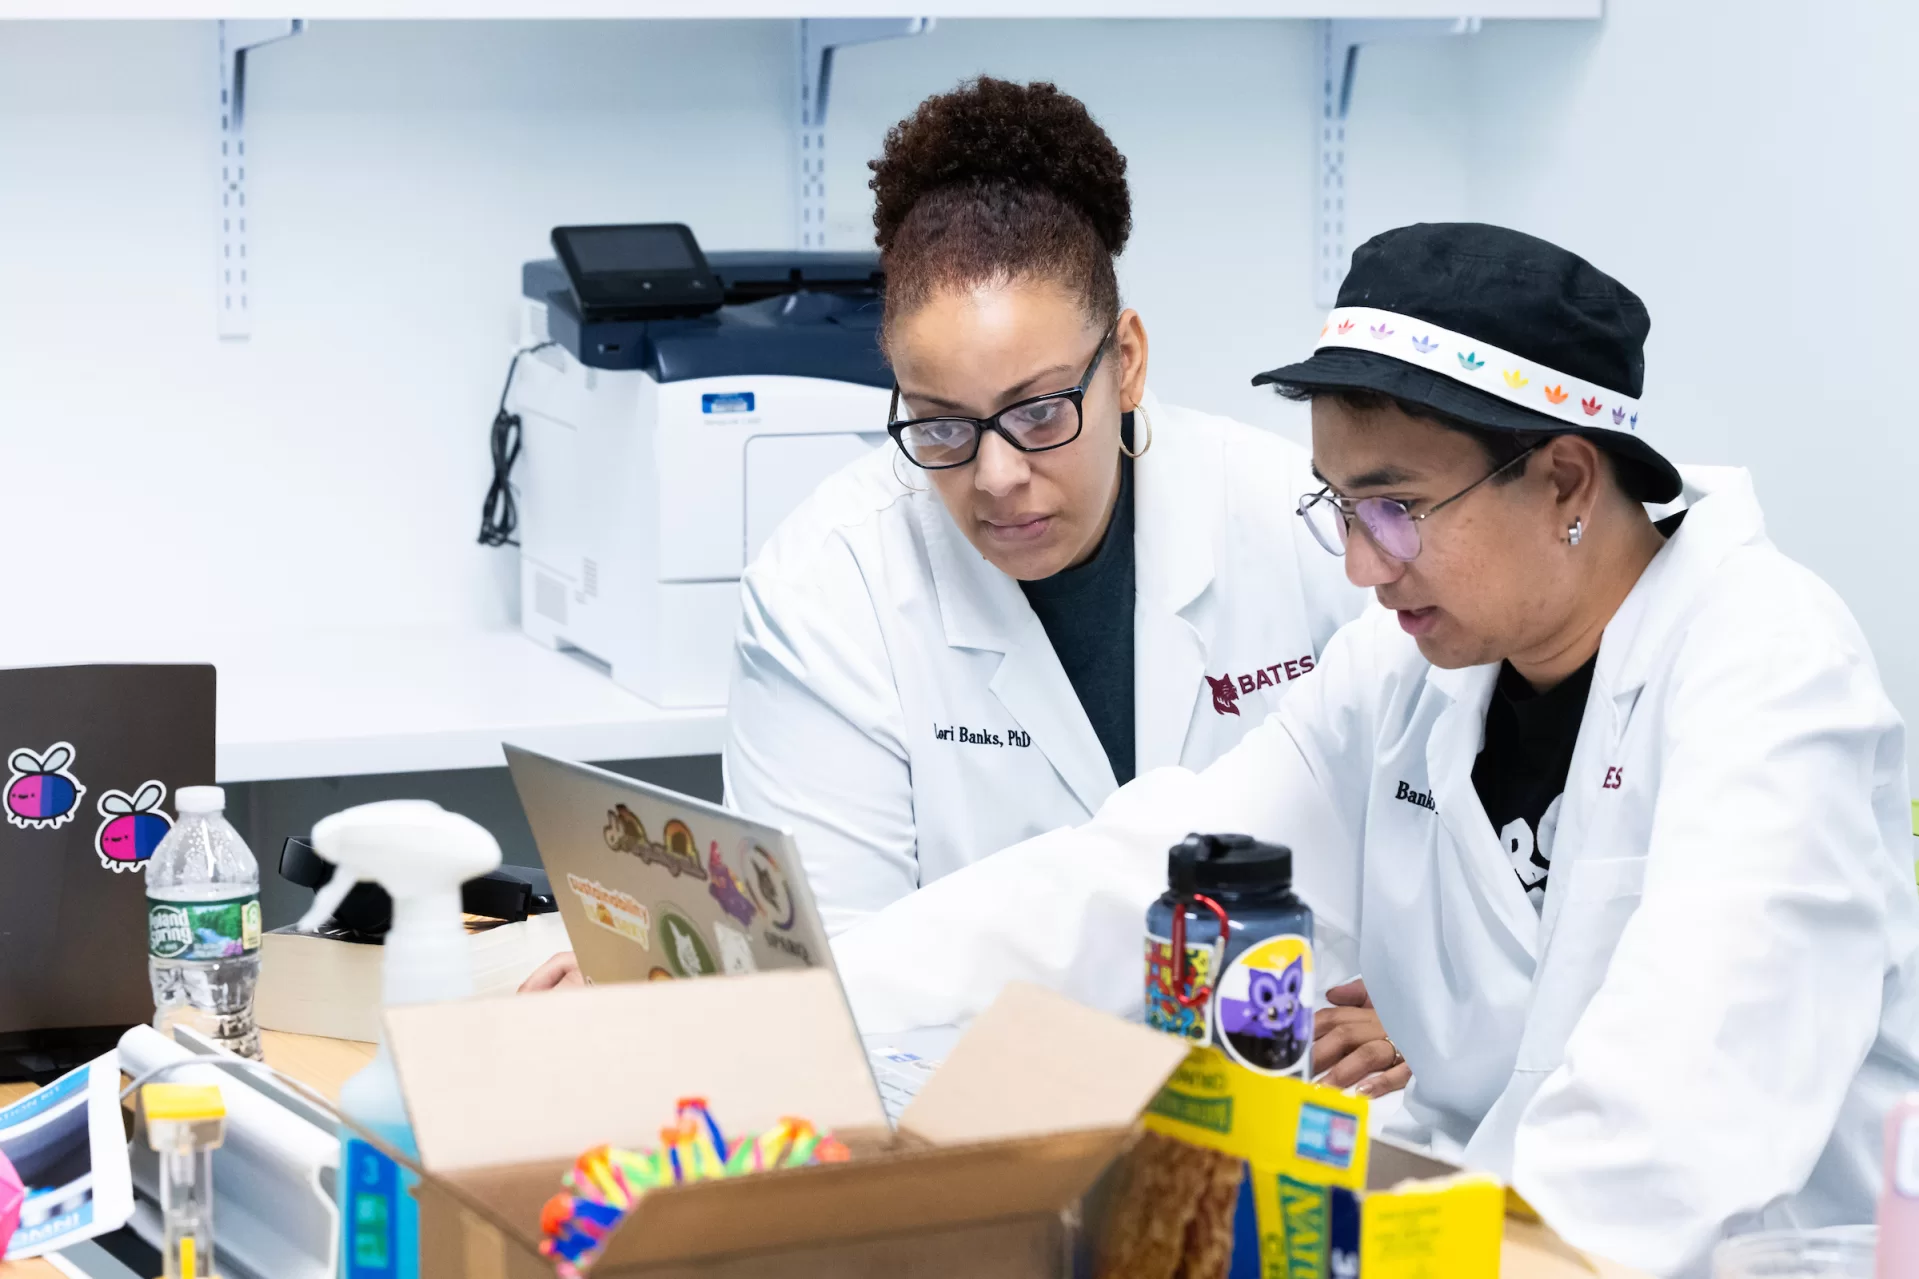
left=1168, top=833, right=1292, bottom=895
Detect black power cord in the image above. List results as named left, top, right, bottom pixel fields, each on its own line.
left=477, top=341, right=557, bottom=548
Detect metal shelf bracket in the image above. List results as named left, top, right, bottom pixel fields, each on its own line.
left=218, top=18, right=304, bottom=340
left=1315, top=17, right=1480, bottom=308
left=797, top=17, right=933, bottom=251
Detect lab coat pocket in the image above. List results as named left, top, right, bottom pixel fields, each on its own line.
left=1515, top=856, right=1648, bottom=1073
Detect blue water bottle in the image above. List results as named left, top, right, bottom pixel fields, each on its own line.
left=1144, top=833, right=1316, bottom=1078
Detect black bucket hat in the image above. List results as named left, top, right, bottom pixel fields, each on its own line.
left=1254, top=223, right=1681, bottom=503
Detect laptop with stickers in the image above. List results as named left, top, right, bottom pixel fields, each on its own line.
left=502, top=745, right=940, bottom=1118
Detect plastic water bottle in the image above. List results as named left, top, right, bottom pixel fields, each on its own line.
left=147, top=786, right=264, bottom=1060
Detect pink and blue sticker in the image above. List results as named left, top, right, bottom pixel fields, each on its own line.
left=95, top=781, right=172, bottom=873
left=6, top=743, right=87, bottom=831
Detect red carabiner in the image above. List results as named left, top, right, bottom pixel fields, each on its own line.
left=1168, top=893, right=1229, bottom=1009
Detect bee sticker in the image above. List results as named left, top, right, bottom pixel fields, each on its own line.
left=95, top=781, right=173, bottom=873
left=7, top=742, right=87, bottom=831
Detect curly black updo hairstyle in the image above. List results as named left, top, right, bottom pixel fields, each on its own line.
left=870, top=77, right=1131, bottom=341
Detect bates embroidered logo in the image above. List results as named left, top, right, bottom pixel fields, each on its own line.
left=1205, top=674, right=1241, bottom=716
left=1205, top=655, right=1318, bottom=716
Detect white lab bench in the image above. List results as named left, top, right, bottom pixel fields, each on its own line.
left=0, top=625, right=723, bottom=784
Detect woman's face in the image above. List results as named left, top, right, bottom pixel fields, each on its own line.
left=1310, top=398, right=1582, bottom=670
left=887, top=281, right=1148, bottom=581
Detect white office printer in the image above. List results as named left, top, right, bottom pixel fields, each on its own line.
left=511, top=227, right=892, bottom=708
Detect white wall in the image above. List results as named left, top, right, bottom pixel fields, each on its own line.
left=0, top=17, right=1457, bottom=641
left=5, top=11, right=1913, bottom=746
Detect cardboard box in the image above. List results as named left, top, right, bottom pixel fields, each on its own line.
left=383, top=971, right=1192, bottom=1278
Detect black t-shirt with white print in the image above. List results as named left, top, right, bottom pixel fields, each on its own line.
left=1471, top=653, right=1597, bottom=910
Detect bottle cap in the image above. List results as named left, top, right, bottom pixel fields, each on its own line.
left=1168, top=833, right=1292, bottom=896
left=174, top=786, right=226, bottom=814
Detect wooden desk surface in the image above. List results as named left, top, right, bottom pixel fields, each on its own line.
left=0, top=1029, right=374, bottom=1277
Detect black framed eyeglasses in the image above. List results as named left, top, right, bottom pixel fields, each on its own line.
left=886, top=327, right=1116, bottom=470
left=1295, top=443, right=1543, bottom=563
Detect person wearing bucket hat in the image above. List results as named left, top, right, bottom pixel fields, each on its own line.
left=831, top=224, right=1919, bottom=1276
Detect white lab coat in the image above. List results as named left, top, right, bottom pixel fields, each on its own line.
left=831, top=465, right=1919, bottom=1277
left=724, top=390, right=1365, bottom=936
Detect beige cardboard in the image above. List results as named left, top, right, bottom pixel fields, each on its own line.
left=385, top=969, right=887, bottom=1172
left=898, top=981, right=1192, bottom=1146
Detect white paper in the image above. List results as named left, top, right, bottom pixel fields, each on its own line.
left=1, top=1051, right=133, bottom=1259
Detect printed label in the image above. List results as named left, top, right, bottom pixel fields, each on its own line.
left=1276, top=1174, right=1329, bottom=1279
left=1295, top=1102, right=1359, bottom=1171
left=702, top=391, right=755, bottom=414
left=1216, top=934, right=1315, bottom=1077
left=343, top=1138, right=399, bottom=1278
left=148, top=894, right=261, bottom=961
left=567, top=873, right=652, bottom=948
left=1145, top=933, right=1214, bottom=1043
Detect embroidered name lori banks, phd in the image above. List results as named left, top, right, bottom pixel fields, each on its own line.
left=1395, top=780, right=1438, bottom=812
left=933, top=724, right=1032, bottom=748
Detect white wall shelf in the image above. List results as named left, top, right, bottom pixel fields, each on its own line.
left=1, top=3, right=1601, bottom=17
left=0, top=627, right=725, bottom=783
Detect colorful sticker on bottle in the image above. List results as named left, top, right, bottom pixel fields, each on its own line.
left=95, top=780, right=172, bottom=872
left=1144, top=933, right=1215, bottom=1043
left=567, top=873, right=652, bottom=948
left=6, top=742, right=86, bottom=831
left=655, top=904, right=717, bottom=978
left=744, top=842, right=796, bottom=931
left=706, top=841, right=759, bottom=926
left=149, top=893, right=262, bottom=961
left=712, top=919, right=757, bottom=975
left=1215, top=933, right=1314, bottom=1077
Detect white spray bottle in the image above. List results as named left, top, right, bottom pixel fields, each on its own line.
left=298, top=800, right=501, bottom=1279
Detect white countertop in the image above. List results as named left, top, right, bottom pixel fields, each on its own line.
left=0, top=626, right=725, bottom=783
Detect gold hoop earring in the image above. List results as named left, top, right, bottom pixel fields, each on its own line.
left=1120, top=402, right=1154, bottom=460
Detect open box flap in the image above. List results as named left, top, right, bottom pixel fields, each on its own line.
left=899, top=982, right=1189, bottom=1146
left=594, top=1127, right=1135, bottom=1269
left=385, top=969, right=887, bottom=1172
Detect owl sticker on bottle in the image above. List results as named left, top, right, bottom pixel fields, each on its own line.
left=6, top=742, right=87, bottom=831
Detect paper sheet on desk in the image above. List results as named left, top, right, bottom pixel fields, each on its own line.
left=0, top=1053, right=130, bottom=1260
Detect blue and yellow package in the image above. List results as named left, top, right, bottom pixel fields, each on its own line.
left=1100, top=1047, right=1502, bottom=1279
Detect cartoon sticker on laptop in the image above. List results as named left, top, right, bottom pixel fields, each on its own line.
left=602, top=806, right=708, bottom=880
left=744, top=842, right=796, bottom=931
left=6, top=741, right=87, bottom=832
left=567, top=872, right=652, bottom=948
left=96, top=780, right=173, bottom=873
left=712, top=920, right=757, bottom=975
left=707, top=842, right=759, bottom=927
left=656, top=905, right=718, bottom=978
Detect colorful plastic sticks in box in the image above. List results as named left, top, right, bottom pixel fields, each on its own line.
left=539, top=1097, right=850, bottom=1276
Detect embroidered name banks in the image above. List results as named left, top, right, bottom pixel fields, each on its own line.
left=933, top=724, right=1031, bottom=748
left=1394, top=781, right=1438, bottom=812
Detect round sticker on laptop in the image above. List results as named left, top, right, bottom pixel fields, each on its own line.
left=656, top=904, right=718, bottom=978
left=744, top=842, right=796, bottom=931
left=1214, top=934, right=1314, bottom=1077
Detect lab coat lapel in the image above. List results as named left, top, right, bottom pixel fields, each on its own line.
left=1424, top=663, right=1541, bottom=963
left=917, top=489, right=1118, bottom=816
left=1132, top=393, right=1216, bottom=776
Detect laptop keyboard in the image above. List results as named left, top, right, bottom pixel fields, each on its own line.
left=867, top=1045, right=939, bottom=1124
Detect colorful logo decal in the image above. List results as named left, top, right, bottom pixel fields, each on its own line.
left=602, top=806, right=707, bottom=880
left=706, top=842, right=758, bottom=927
left=744, top=843, right=796, bottom=932
left=712, top=920, right=757, bottom=975
left=1145, top=934, right=1214, bottom=1044
left=1215, top=934, right=1314, bottom=1077
left=567, top=873, right=652, bottom=948
left=96, top=780, right=172, bottom=872
left=1295, top=1102, right=1359, bottom=1171
left=6, top=742, right=86, bottom=831
left=1204, top=673, right=1240, bottom=717
left=656, top=905, right=717, bottom=978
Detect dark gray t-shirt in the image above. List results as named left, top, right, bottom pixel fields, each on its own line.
left=1019, top=420, right=1137, bottom=787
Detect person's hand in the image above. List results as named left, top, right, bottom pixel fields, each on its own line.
left=1313, top=978, right=1410, bottom=1097
left=518, top=950, right=585, bottom=993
